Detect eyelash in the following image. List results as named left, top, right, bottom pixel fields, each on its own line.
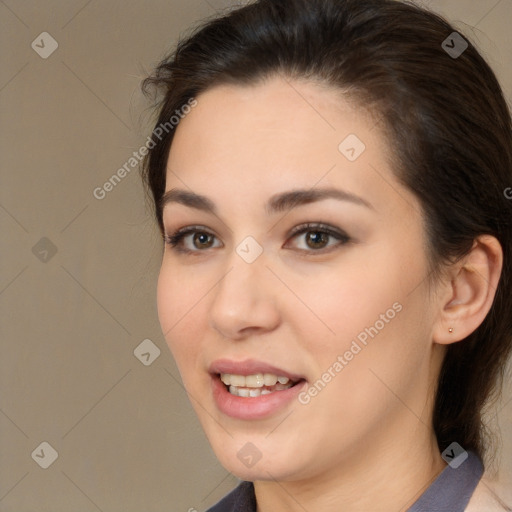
left=163, top=223, right=351, bottom=255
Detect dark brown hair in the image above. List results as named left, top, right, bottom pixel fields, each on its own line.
left=141, top=0, right=512, bottom=463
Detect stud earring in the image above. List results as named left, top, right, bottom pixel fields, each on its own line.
left=448, top=327, right=454, bottom=333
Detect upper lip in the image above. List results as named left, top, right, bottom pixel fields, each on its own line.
left=209, top=358, right=305, bottom=382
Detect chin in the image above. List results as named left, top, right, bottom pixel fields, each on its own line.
left=209, top=435, right=309, bottom=482
left=220, top=456, right=295, bottom=482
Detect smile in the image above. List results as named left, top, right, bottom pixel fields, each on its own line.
left=208, top=360, right=307, bottom=419
left=220, top=373, right=297, bottom=397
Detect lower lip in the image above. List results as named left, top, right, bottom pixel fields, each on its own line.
left=211, top=375, right=307, bottom=420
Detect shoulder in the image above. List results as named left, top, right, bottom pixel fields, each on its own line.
left=465, top=476, right=511, bottom=512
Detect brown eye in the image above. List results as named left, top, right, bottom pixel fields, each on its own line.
left=305, top=231, right=330, bottom=249
left=164, top=222, right=350, bottom=255
left=288, top=223, right=351, bottom=253
left=192, top=232, right=215, bottom=249
left=164, top=226, right=222, bottom=254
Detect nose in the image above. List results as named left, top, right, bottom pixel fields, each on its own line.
left=209, top=253, right=281, bottom=340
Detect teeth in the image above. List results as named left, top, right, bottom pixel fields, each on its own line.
left=245, top=374, right=265, bottom=387
left=229, top=374, right=245, bottom=387
left=222, top=373, right=298, bottom=397
left=263, top=373, right=278, bottom=386
left=220, top=372, right=293, bottom=388
left=228, top=386, right=269, bottom=398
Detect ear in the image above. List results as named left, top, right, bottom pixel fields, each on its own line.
left=432, top=235, right=503, bottom=345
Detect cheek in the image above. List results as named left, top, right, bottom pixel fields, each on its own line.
left=286, top=251, right=409, bottom=354
left=297, top=248, right=432, bottom=410
left=156, top=265, right=178, bottom=344
left=156, top=263, right=206, bottom=371
left=288, top=240, right=429, bottom=384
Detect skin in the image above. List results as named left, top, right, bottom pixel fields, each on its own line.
left=156, top=77, right=503, bottom=511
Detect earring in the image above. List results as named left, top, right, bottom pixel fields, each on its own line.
left=448, top=327, right=454, bottom=333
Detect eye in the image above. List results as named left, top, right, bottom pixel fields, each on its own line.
left=286, top=223, right=350, bottom=252
left=164, top=226, right=221, bottom=254
left=164, top=223, right=350, bottom=255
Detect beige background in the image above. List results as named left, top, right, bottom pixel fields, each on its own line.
left=1, top=0, right=511, bottom=510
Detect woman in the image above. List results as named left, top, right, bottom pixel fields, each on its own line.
left=141, top=0, right=512, bottom=510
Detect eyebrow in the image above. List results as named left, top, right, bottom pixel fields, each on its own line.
left=159, top=187, right=374, bottom=216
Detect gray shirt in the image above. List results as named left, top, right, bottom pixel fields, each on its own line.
left=206, top=450, right=483, bottom=512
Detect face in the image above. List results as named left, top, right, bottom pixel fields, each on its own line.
left=157, top=77, right=441, bottom=483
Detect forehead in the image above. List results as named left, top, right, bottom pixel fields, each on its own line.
left=165, top=77, right=411, bottom=217
left=170, top=77, right=376, bottom=156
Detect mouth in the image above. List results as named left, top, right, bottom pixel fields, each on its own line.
left=217, top=372, right=305, bottom=397
left=208, top=359, right=307, bottom=419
